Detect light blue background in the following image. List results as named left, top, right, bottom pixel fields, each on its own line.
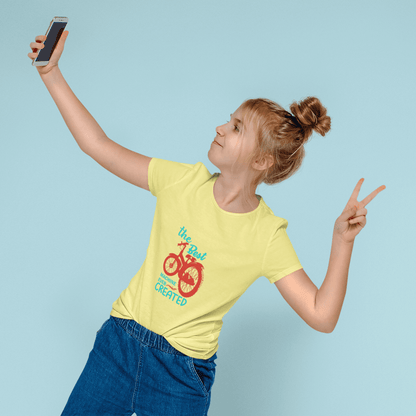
left=1, top=0, right=414, bottom=414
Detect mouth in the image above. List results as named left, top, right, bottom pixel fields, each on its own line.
left=213, top=140, right=223, bottom=147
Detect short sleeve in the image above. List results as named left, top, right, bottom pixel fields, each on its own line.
left=262, top=219, right=303, bottom=284
left=148, top=157, right=196, bottom=197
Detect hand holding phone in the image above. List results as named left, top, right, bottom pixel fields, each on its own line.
left=28, top=16, right=69, bottom=75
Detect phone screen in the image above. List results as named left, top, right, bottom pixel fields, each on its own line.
left=35, top=21, right=67, bottom=63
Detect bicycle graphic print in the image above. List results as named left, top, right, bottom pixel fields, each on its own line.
left=163, top=242, right=204, bottom=298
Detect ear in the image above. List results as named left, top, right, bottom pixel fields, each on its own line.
left=252, top=154, right=274, bottom=171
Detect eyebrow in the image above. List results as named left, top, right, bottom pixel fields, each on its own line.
left=230, top=113, right=244, bottom=129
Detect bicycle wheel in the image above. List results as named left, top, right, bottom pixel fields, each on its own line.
left=163, top=255, right=180, bottom=276
left=178, top=264, right=204, bottom=298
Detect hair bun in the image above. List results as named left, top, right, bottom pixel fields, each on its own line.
left=290, top=96, right=331, bottom=137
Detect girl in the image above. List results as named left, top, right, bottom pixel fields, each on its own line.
left=28, top=31, right=385, bottom=416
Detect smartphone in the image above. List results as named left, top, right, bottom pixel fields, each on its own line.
left=32, top=16, right=68, bottom=66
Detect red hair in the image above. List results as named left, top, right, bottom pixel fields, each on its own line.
left=238, top=96, right=331, bottom=187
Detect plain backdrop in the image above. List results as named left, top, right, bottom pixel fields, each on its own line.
left=1, top=0, right=415, bottom=415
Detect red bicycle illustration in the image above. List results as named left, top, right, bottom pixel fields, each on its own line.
left=163, top=242, right=204, bottom=298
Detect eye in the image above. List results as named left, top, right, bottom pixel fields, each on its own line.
left=226, top=120, right=239, bottom=132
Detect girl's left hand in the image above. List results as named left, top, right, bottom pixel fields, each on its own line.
left=334, top=178, right=386, bottom=244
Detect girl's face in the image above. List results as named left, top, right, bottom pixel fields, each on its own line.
left=208, top=106, right=258, bottom=175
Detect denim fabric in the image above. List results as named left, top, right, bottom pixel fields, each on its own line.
left=61, top=315, right=217, bottom=416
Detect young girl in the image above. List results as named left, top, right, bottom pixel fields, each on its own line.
left=29, top=31, right=385, bottom=416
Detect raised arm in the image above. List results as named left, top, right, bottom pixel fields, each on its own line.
left=29, top=32, right=152, bottom=191
left=275, top=179, right=386, bottom=333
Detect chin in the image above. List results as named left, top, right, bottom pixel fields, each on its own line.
left=207, top=149, right=217, bottom=168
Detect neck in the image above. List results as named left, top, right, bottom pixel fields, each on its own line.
left=213, top=173, right=260, bottom=213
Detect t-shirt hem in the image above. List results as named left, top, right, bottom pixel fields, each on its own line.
left=110, top=309, right=134, bottom=320
left=267, top=263, right=303, bottom=284
left=110, top=309, right=218, bottom=360
left=165, top=338, right=219, bottom=360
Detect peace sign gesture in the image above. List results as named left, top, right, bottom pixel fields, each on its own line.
left=334, top=178, right=386, bottom=244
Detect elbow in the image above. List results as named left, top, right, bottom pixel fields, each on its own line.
left=319, top=325, right=335, bottom=334
left=312, top=309, right=337, bottom=333
left=315, top=319, right=336, bottom=334
left=303, top=309, right=337, bottom=333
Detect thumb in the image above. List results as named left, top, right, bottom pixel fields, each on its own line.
left=347, top=205, right=357, bottom=218
left=340, top=205, right=357, bottom=221
left=59, top=31, right=69, bottom=44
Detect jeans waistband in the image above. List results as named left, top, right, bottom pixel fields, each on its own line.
left=111, top=316, right=186, bottom=356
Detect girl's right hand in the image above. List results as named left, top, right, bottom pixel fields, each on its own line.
left=28, top=31, right=69, bottom=75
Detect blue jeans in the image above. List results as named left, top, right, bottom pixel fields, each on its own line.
left=61, top=316, right=217, bottom=416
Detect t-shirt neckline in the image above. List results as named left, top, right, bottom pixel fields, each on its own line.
left=210, top=174, right=263, bottom=216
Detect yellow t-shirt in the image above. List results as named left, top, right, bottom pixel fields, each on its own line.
left=110, top=158, right=303, bottom=359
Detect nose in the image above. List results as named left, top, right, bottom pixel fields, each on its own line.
left=216, top=123, right=225, bottom=136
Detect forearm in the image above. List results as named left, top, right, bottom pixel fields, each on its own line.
left=40, top=66, right=107, bottom=152
left=315, top=231, right=354, bottom=333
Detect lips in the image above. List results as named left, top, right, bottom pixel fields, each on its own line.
left=213, top=140, right=222, bottom=147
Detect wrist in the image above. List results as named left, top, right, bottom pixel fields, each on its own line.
left=332, top=230, right=355, bottom=246
left=39, top=65, right=60, bottom=79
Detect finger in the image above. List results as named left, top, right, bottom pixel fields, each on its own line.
left=341, top=205, right=359, bottom=222
left=30, top=41, right=45, bottom=53
left=349, top=214, right=365, bottom=222
left=349, top=216, right=366, bottom=226
left=348, top=178, right=364, bottom=204
left=35, top=35, right=47, bottom=42
left=361, top=185, right=386, bottom=207
left=356, top=207, right=368, bottom=217
left=31, top=35, right=47, bottom=49
left=28, top=51, right=42, bottom=58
